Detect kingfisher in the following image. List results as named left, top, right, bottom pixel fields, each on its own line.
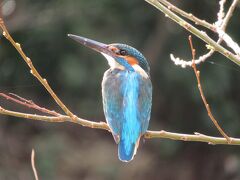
left=68, top=34, right=152, bottom=162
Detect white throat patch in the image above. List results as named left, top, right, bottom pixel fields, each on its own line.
left=101, top=53, right=149, bottom=78
left=101, top=53, right=125, bottom=70
left=132, top=64, right=149, bottom=78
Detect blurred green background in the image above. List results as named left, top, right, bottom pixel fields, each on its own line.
left=0, top=0, right=240, bottom=179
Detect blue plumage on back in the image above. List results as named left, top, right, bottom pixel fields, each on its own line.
left=102, top=69, right=152, bottom=162
left=119, top=72, right=140, bottom=161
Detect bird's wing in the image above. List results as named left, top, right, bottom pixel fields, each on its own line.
left=102, top=69, right=123, bottom=142
left=138, top=76, right=152, bottom=133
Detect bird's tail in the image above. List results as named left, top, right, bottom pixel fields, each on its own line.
left=118, top=137, right=140, bottom=162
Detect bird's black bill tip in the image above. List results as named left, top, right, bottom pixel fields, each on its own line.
left=67, top=34, right=90, bottom=48
left=67, top=34, right=112, bottom=55
left=67, top=34, right=84, bottom=42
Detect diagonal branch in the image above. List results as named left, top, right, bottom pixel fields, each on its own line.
left=221, top=0, right=239, bottom=31
left=216, top=0, right=240, bottom=56
left=0, top=93, right=61, bottom=116
left=146, top=0, right=240, bottom=66
left=159, top=0, right=216, bottom=31
left=0, top=18, right=107, bottom=130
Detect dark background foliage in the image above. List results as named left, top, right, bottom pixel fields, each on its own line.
left=0, top=0, right=240, bottom=179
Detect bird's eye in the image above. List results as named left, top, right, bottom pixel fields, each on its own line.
left=119, top=49, right=127, bottom=56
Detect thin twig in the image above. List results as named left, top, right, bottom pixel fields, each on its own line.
left=31, top=149, right=39, bottom=180
left=216, top=0, right=240, bottom=56
left=0, top=93, right=61, bottom=116
left=220, top=0, right=239, bottom=31
left=158, top=0, right=216, bottom=31
left=215, top=0, right=227, bottom=27
left=0, top=105, right=238, bottom=145
left=145, top=0, right=240, bottom=66
left=188, top=35, right=230, bottom=143
left=0, top=106, right=110, bottom=130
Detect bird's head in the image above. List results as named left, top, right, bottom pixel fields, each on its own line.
left=68, top=34, right=150, bottom=77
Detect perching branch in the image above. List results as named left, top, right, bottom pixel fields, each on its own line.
left=145, top=0, right=240, bottom=67
left=0, top=105, right=239, bottom=145
left=0, top=103, right=109, bottom=130
left=145, top=131, right=240, bottom=145
left=0, top=15, right=239, bottom=145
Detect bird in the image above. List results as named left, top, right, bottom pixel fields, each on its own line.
left=68, top=34, right=152, bottom=162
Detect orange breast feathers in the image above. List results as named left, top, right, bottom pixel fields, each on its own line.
left=124, top=56, right=138, bottom=65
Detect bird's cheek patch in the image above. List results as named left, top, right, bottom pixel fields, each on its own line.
left=124, top=56, right=138, bottom=65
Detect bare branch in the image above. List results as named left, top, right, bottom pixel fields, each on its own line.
left=220, top=0, right=239, bottom=31
left=217, top=28, right=240, bottom=56
left=31, top=149, right=39, bottom=180
left=170, top=50, right=215, bottom=68
left=189, top=35, right=230, bottom=143
left=215, top=0, right=227, bottom=27
left=216, top=0, right=240, bottom=56
left=159, top=0, right=216, bottom=31
left=0, top=105, right=239, bottom=145
left=0, top=106, right=110, bottom=130
left=144, top=131, right=239, bottom=145
left=0, top=93, right=61, bottom=116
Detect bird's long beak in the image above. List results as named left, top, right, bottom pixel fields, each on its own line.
left=68, top=34, right=114, bottom=56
